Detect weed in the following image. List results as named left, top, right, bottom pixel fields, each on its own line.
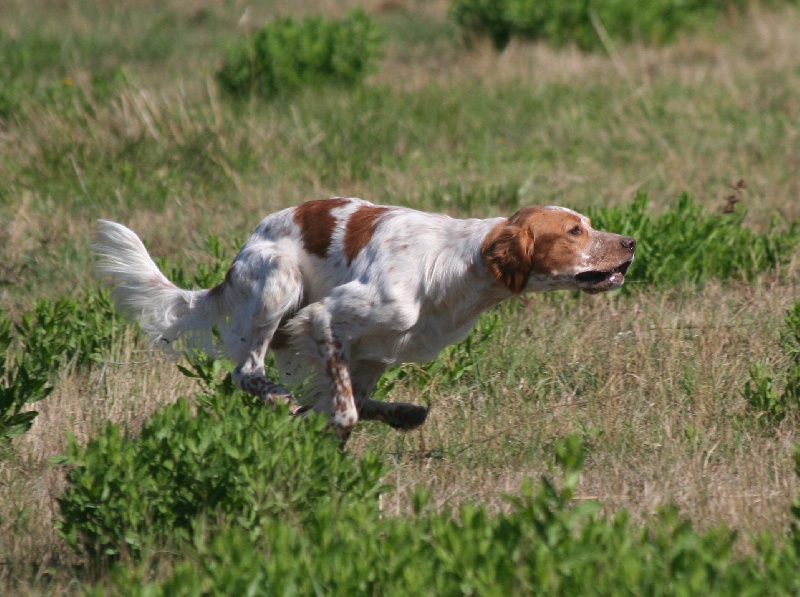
left=742, top=303, right=800, bottom=424
left=55, top=358, right=387, bottom=561
left=743, top=363, right=788, bottom=424
left=3, top=1, right=800, bottom=592
left=450, top=0, right=796, bottom=51
left=90, top=436, right=800, bottom=595
left=0, top=290, right=124, bottom=455
left=15, top=291, right=126, bottom=372
left=0, top=318, right=52, bottom=457
left=590, top=192, right=800, bottom=291
left=217, top=10, right=383, bottom=99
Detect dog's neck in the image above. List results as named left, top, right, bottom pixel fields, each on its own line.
left=418, top=217, right=515, bottom=320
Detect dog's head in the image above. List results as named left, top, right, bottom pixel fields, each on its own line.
left=481, top=206, right=635, bottom=294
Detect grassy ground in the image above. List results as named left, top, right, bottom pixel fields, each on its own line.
left=1, top=0, right=800, bottom=592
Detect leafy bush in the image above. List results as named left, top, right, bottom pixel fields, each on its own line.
left=451, top=0, right=515, bottom=49
left=0, top=290, right=123, bottom=455
left=15, top=290, right=127, bottom=372
left=217, top=10, right=383, bottom=99
left=743, top=303, right=800, bottom=424
left=450, top=0, right=785, bottom=51
left=0, top=317, right=52, bottom=457
left=92, top=436, right=800, bottom=595
left=590, top=192, right=799, bottom=291
left=56, top=366, right=387, bottom=560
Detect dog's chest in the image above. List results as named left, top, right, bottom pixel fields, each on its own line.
left=353, top=309, right=479, bottom=365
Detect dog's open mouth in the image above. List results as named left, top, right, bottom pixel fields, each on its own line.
left=575, top=260, right=632, bottom=293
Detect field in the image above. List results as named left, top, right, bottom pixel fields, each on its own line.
left=2, top=0, right=800, bottom=593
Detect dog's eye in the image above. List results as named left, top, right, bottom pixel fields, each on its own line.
left=568, top=225, right=582, bottom=236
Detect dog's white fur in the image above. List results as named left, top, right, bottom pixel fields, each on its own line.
left=95, top=198, right=634, bottom=440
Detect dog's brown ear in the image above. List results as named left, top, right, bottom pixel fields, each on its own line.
left=481, top=219, right=535, bottom=294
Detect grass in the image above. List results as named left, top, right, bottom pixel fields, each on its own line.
left=353, top=275, right=800, bottom=523
left=1, top=0, right=800, bottom=592
left=2, top=2, right=800, bottom=311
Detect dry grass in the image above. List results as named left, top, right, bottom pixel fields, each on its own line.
left=353, top=271, right=800, bottom=542
left=0, top=337, right=197, bottom=586
left=2, top=271, right=797, bottom=591
left=2, top=0, right=800, bottom=592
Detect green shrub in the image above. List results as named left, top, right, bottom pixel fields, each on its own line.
left=15, top=290, right=127, bottom=372
left=0, top=317, right=52, bottom=457
left=590, top=192, right=799, bottom=291
left=743, top=362, right=792, bottom=424
left=92, top=436, right=800, bottom=595
left=450, top=0, right=514, bottom=49
left=0, top=290, right=123, bottom=455
left=450, top=0, right=780, bottom=51
left=217, top=9, right=383, bottom=99
left=55, top=367, right=387, bottom=560
left=743, top=303, right=800, bottom=424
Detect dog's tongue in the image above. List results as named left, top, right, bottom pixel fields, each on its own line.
left=608, top=271, right=624, bottom=285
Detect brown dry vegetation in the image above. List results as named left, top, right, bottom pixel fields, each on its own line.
left=1, top=0, right=800, bottom=592
left=357, top=273, right=800, bottom=533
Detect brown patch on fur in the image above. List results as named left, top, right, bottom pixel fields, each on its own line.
left=343, top=206, right=390, bottom=265
left=293, top=198, right=350, bottom=258
left=529, top=233, right=577, bottom=275
left=490, top=207, right=631, bottom=283
left=525, top=211, right=591, bottom=275
left=480, top=208, right=536, bottom=294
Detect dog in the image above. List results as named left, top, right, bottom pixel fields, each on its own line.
left=94, top=198, right=634, bottom=441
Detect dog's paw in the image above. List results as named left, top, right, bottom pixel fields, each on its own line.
left=258, top=385, right=302, bottom=413
left=386, top=404, right=428, bottom=430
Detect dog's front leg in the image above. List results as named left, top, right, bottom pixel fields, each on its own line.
left=294, top=304, right=359, bottom=443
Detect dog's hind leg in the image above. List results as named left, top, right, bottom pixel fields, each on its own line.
left=359, top=398, right=429, bottom=430
left=350, top=361, right=429, bottom=431
left=223, top=245, right=303, bottom=410
left=231, top=325, right=294, bottom=407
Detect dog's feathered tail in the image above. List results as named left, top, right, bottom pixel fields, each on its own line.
left=93, top=220, right=229, bottom=355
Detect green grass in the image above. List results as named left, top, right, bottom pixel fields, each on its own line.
left=72, top=428, right=800, bottom=595
left=5, top=70, right=798, bottom=305
left=450, top=0, right=789, bottom=50
left=3, top=0, right=800, bottom=593
left=217, top=9, right=383, bottom=99
left=2, top=1, right=798, bottom=305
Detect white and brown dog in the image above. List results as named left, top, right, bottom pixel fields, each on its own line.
left=94, top=198, right=634, bottom=441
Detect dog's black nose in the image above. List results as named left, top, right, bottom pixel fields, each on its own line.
left=621, top=237, right=636, bottom=251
